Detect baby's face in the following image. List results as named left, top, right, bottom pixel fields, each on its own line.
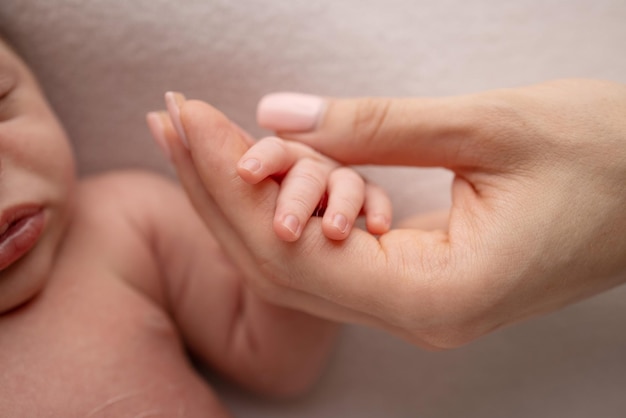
left=0, top=40, right=75, bottom=313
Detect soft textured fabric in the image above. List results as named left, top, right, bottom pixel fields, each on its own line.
left=1, top=1, right=625, bottom=416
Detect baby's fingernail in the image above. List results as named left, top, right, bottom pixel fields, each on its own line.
left=257, top=92, right=325, bottom=132
left=332, top=213, right=349, bottom=234
left=374, top=214, right=391, bottom=229
left=165, top=91, right=189, bottom=148
left=146, top=111, right=171, bottom=160
left=283, top=214, right=301, bottom=237
left=240, top=158, right=261, bottom=174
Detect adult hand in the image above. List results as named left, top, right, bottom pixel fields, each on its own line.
left=157, top=80, right=626, bottom=349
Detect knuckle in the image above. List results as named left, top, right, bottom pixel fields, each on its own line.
left=351, top=98, right=392, bottom=145
left=278, top=192, right=314, bottom=219
left=279, top=160, right=328, bottom=215
left=334, top=195, right=362, bottom=217
left=338, top=166, right=364, bottom=180
left=261, top=135, right=288, bottom=154
left=328, top=169, right=365, bottom=213
left=479, top=95, right=527, bottom=137
left=293, top=158, right=327, bottom=190
left=286, top=140, right=329, bottom=162
left=261, top=135, right=285, bottom=148
left=329, top=166, right=364, bottom=188
left=475, top=93, right=532, bottom=143
left=457, top=92, right=535, bottom=168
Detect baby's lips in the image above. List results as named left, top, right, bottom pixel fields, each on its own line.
left=0, top=206, right=45, bottom=271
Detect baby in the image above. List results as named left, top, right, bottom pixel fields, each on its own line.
left=0, top=37, right=391, bottom=416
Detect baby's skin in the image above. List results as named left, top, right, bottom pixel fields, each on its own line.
left=0, top=39, right=389, bottom=416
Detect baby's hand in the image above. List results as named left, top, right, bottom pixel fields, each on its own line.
left=237, top=136, right=391, bottom=241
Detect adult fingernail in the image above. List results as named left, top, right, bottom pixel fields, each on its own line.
left=146, top=111, right=171, bottom=160
left=165, top=91, right=189, bottom=148
left=257, top=92, right=325, bottom=132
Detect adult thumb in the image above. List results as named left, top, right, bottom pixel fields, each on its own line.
left=257, top=92, right=515, bottom=170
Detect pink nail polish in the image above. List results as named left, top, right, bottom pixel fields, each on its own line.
left=146, top=112, right=171, bottom=160
left=165, top=91, right=189, bottom=148
left=257, top=92, right=325, bottom=132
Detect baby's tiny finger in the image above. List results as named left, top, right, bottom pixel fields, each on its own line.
left=322, top=168, right=365, bottom=240
left=274, top=158, right=331, bottom=241
left=237, top=136, right=294, bottom=184
left=363, top=183, right=392, bottom=235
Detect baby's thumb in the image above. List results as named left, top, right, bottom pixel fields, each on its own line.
left=257, top=92, right=495, bottom=169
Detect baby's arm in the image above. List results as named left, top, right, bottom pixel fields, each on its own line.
left=237, top=136, right=392, bottom=241
left=111, top=172, right=338, bottom=397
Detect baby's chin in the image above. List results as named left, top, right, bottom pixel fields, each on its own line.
left=0, top=207, right=70, bottom=314
left=0, top=267, right=48, bottom=314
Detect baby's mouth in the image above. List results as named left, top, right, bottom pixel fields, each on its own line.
left=0, top=206, right=45, bottom=271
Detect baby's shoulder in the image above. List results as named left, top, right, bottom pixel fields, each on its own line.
left=74, top=169, right=182, bottom=224
left=66, top=169, right=184, bottom=256
left=77, top=169, right=180, bottom=207
left=59, top=170, right=185, bottom=297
